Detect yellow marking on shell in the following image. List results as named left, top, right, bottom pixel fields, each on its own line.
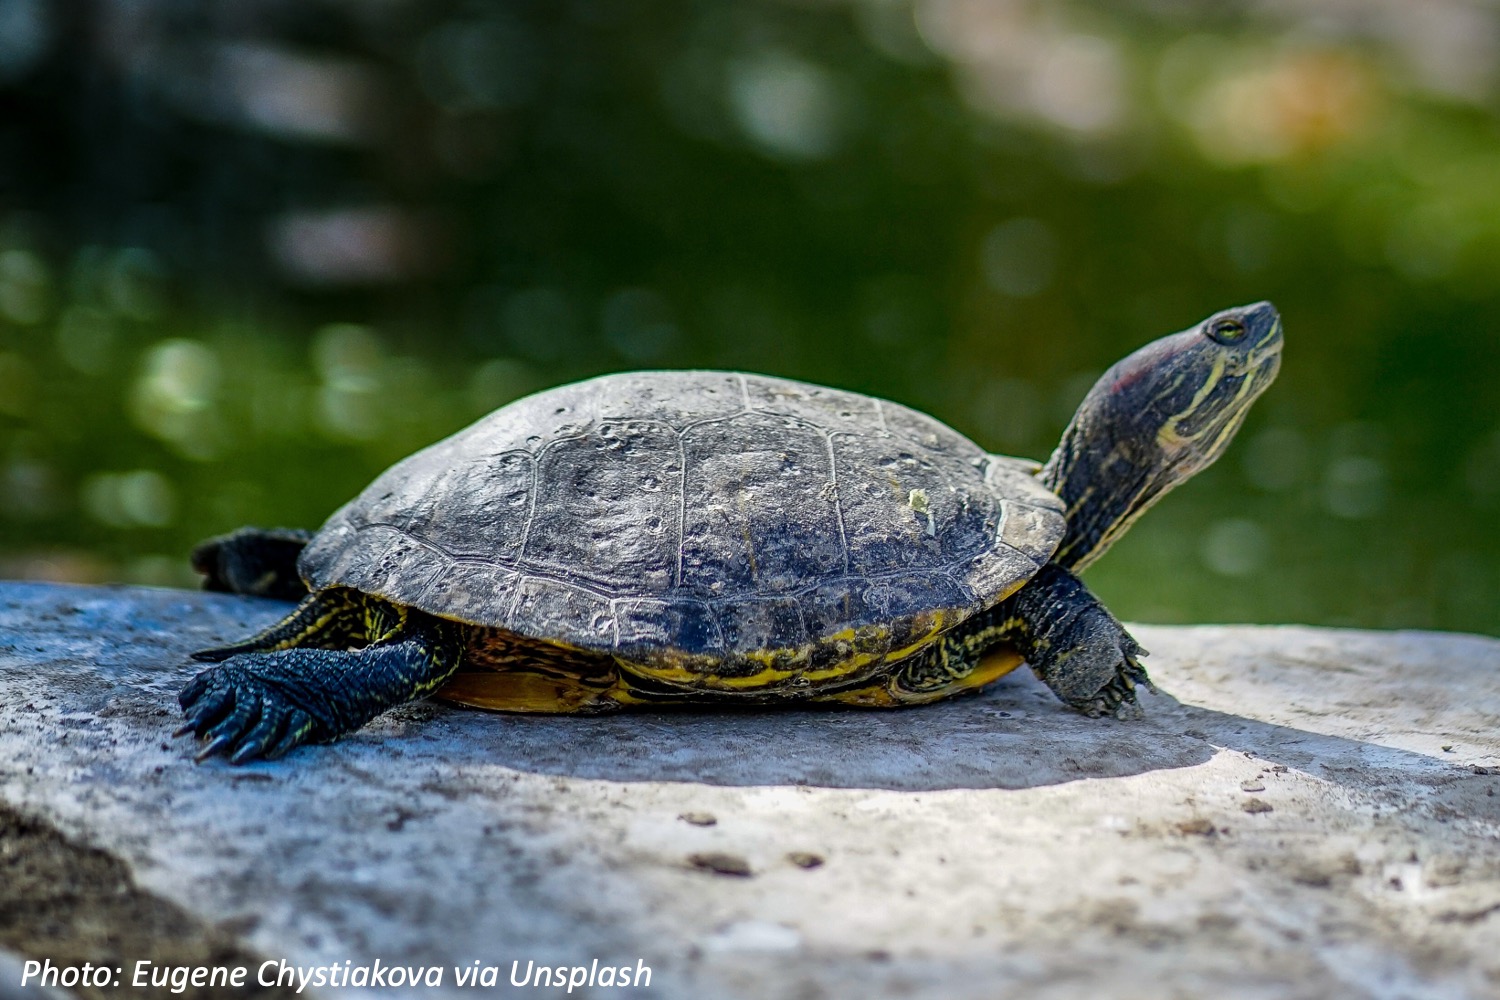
left=437, top=628, right=624, bottom=712
left=432, top=601, right=1014, bottom=711
left=438, top=669, right=622, bottom=713
left=802, top=649, right=883, bottom=683
left=631, top=662, right=795, bottom=689
left=605, top=686, right=675, bottom=708
left=814, top=681, right=902, bottom=708
left=812, top=647, right=1025, bottom=707
left=616, top=609, right=955, bottom=692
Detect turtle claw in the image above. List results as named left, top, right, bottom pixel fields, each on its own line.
left=1066, top=645, right=1153, bottom=719
left=176, top=683, right=235, bottom=740
left=1095, top=648, right=1153, bottom=717
left=227, top=736, right=270, bottom=766
left=264, top=710, right=316, bottom=761
left=227, top=712, right=290, bottom=765
left=203, top=700, right=260, bottom=744
left=173, top=628, right=459, bottom=763
left=177, top=656, right=329, bottom=764
left=195, top=734, right=236, bottom=762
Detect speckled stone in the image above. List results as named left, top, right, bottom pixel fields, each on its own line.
left=1, top=581, right=1498, bottom=999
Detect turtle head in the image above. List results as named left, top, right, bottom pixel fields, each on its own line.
left=1040, top=301, right=1282, bottom=571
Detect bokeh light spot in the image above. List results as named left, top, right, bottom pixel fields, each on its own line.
left=81, top=470, right=176, bottom=529
left=1201, top=517, right=1269, bottom=577
left=2, top=460, right=57, bottom=519
left=970, top=377, right=1041, bottom=452
left=504, top=288, right=578, bottom=363
left=469, top=358, right=536, bottom=416
left=0, top=0, right=51, bottom=83
left=1242, top=426, right=1309, bottom=492
left=418, top=16, right=542, bottom=114
left=1464, top=429, right=1500, bottom=506
left=1179, top=48, right=1376, bottom=165
left=104, top=247, right=165, bottom=321
left=1323, top=456, right=1386, bottom=519
left=0, top=248, right=51, bottom=324
left=981, top=218, right=1058, bottom=297
left=728, top=51, right=846, bottom=162
left=312, top=324, right=385, bottom=441
left=130, top=339, right=224, bottom=460
left=858, top=274, right=938, bottom=349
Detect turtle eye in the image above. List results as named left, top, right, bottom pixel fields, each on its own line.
left=1208, top=318, right=1246, bottom=344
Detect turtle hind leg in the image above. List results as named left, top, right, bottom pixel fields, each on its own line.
left=190, top=588, right=390, bottom=662
left=192, top=526, right=312, bottom=601
left=178, top=614, right=466, bottom=763
left=999, top=562, right=1154, bottom=717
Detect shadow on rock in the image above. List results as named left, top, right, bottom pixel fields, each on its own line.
left=375, top=681, right=1216, bottom=792
left=6, top=582, right=1492, bottom=805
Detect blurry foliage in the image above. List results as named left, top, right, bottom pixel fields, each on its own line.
left=0, top=0, right=1498, bottom=635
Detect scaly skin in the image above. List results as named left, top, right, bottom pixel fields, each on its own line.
left=877, top=562, right=1149, bottom=716
left=177, top=599, right=464, bottom=763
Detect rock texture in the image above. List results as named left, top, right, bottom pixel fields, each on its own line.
left=1, top=581, right=1498, bottom=999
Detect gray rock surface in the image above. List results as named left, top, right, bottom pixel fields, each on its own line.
left=0, top=949, right=71, bottom=1000
left=1, top=581, right=1498, bottom=999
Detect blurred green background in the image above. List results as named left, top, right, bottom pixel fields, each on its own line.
left=1, top=0, right=1497, bottom=635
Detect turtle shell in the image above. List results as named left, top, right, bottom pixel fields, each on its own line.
left=298, top=372, right=1065, bottom=678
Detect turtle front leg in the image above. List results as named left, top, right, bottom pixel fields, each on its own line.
left=176, top=616, right=465, bottom=763
left=998, top=562, right=1154, bottom=717
left=191, top=527, right=312, bottom=602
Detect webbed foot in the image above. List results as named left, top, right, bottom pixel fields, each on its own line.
left=1068, top=637, right=1154, bottom=719
left=999, top=562, right=1159, bottom=719
left=175, top=620, right=465, bottom=764
left=177, top=653, right=334, bottom=763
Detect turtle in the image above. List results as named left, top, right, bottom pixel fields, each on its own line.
left=177, top=301, right=1282, bottom=763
